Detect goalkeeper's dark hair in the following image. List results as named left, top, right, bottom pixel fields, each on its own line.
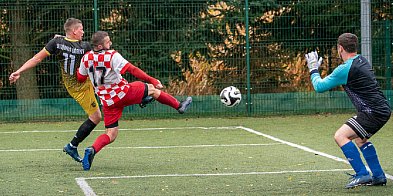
left=64, top=18, right=82, bottom=33
left=91, top=31, right=109, bottom=49
left=338, top=33, right=358, bottom=53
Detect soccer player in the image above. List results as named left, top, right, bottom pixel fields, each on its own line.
left=77, top=31, right=192, bottom=171
left=9, top=18, right=101, bottom=163
left=305, top=33, right=391, bottom=188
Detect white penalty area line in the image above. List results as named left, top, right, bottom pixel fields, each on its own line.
left=237, top=126, right=393, bottom=181
left=0, top=143, right=282, bottom=152
left=0, top=126, right=239, bottom=134
left=76, top=168, right=353, bottom=196
left=75, top=125, right=393, bottom=196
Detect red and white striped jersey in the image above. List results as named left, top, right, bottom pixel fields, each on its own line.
left=79, top=50, right=130, bottom=106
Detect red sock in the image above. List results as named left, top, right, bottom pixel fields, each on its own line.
left=92, top=134, right=110, bottom=153
left=156, top=91, right=180, bottom=109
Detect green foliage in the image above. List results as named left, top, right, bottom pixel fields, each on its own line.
left=0, top=1, right=391, bottom=100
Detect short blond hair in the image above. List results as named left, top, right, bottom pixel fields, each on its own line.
left=63, top=18, right=82, bottom=33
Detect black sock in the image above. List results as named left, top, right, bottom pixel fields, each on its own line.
left=70, top=119, right=97, bottom=147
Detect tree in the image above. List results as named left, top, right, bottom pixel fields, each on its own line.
left=10, top=0, right=40, bottom=99
left=1, top=0, right=95, bottom=100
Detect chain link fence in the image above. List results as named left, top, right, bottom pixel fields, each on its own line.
left=0, top=0, right=392, bottom=122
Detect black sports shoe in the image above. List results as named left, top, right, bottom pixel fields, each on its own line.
left=139, top=96, right=155, bottom=108
left=177, top=97, right=192, bottom=114
left=367, top=175, right=387, bottom=186
left=82, top=147, right=95, bottom=171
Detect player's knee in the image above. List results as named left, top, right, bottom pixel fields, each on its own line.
left=152, top=89, right=161, bottom=99
left=90, top=110, right=102, bottom=124
left=333, top=131, right=344, bottom=144
left=334, top=130, right=353, bottom=147
left=106, top=129, right=118, bottom=143
left=147, top=84, right=161, bottom=98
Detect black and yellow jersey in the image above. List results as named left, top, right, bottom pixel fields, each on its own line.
left=44, top=37, right=98, bottom=115
left=45, top=37, right=91, bottom=77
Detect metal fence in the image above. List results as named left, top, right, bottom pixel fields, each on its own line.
left=0, top=0, right=392, bottom=122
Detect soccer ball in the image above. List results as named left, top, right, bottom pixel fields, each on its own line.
left=220, top=86, right=241, bottom=107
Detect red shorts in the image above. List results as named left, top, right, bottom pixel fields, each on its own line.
left=103, top=81, right=147, bottom=127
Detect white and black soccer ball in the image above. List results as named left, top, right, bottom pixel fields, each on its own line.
left=220, top=86, right=241, bottom=107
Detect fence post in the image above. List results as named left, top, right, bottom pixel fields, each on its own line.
left=245, top=0, right=251, bottom=116
left=385, top=20, right=392, bottom=106
left=361, top=0, right=372, bottom=65
left=93, top=0, right=99, bottom=31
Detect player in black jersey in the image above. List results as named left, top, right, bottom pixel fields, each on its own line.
left=9, top=18, right=101, bottom=163
left=306, top=33, right=391, bottom=188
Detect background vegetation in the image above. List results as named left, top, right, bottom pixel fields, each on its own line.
left=0, top=0, right=392, bottom=121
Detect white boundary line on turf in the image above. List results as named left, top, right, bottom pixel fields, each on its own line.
left=79, top=169, right=354, bottom=180
left=237, top=126, right=393, bottom=181
left=0, top=126, right=238, bottom=134
left=75, top=168, right=353, bottom=196
left=0, top=143, right=282, bottom=152
left=75, top=125, right=393, bottom=196
left=5, top=125, right=388, bottom=195
left=76, top=178, right=96, bottom=196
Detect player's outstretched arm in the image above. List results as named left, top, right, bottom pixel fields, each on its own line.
left=125, top=63, right=162, bottom=88
left=9, top=49, right=49, bottom=84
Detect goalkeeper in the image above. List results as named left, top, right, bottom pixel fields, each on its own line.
left=305, top=33, right=391, bottom=189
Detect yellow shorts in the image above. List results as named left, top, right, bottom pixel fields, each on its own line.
left=62, top=75, right=99, bottom=116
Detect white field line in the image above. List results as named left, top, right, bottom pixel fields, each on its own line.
left=79, top=168, right=354, bottom=180
left=237, top=126, right=393, bottom=181
left=1, top=125, right=390, bottom=194
left=76, top=169, right=353, bottom=196
left=0, top=143, right=282, bottom=152
left=75, top=125, right=393, bottom=196
left=0, top=126, right=238, bottom=134
left=76, top=178, right=96, bottom=196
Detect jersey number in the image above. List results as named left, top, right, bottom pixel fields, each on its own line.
left=89, top=66, right=107, bottom=87
left=62, top=53, right=75, bottom=75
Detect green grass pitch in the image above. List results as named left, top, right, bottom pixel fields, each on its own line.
left=0, top=114, right=392, bottom=195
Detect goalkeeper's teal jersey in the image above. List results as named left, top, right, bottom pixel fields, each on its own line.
left=310, top=55, right=391, bottom=117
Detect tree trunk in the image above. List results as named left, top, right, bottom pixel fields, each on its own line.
left=11, top=0, right=39, bottom=100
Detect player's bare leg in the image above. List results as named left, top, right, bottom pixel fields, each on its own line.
left=335, top=125, right=372, bottom=188
left=147, top=84, right=192, bottom=114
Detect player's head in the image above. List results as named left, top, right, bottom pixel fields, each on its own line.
left=337, top=33, right=358, bottom=54
left=64, top=18, right=84, bottom=41
left=91, top=31, right=112, bottom=51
